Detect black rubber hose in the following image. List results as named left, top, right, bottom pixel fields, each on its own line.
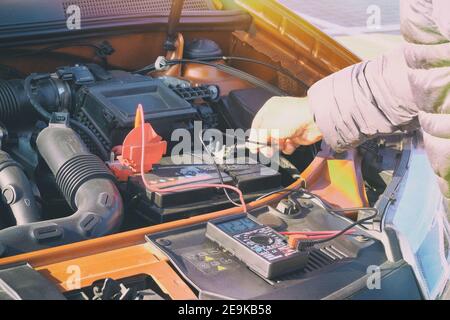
left=0, top=123, right=123, bottom=257
left=23, top=74, right=52, bottom=120
left=0, top=151, right=41, bottom=225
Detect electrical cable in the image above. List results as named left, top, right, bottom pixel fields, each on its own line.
left=198, top=129, right=304, bottom=207
left=134, top=58, right=286, bottom=96
left=295, top=207, right=378, bottom=251
left=188, top=133, right=303, bottom=206
left=257, top=187, right=378, bottom=250
left=280, top=188, right=379, bottom=250
left=219, top=130, right=303, bottom=181
left=134, top=55, right=306, bottom=88
left=198, top=129, right=243, bottom=208
left=137, top=105, right=247, bottom=212
left=254, top=185, right=304, bottom=202
left=280, top=230, right=356, bottom=240
left=198, top=56, right=307, bottom=87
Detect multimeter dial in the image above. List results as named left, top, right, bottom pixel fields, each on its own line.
left=233, top=226, right=294, bottom=262
left=250, top=235, right=274, bottom=246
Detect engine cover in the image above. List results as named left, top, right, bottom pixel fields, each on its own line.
left=75, top=71, right=198, bottom=149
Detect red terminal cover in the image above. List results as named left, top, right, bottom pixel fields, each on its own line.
left=111, top=104, right=167, bottom=180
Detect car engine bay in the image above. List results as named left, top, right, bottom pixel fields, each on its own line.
left=0, top=0, right=416, bottom=300
left=0, top=34, right=414, bottom=300
left=0, top=14, right=415, bottom=297
left=0, top=0, right=441, bottom=301
left=0, top=36, right=329, bottom=257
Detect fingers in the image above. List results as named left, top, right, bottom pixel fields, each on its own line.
left=248, top=96, right=322, bottom=156
left=301, top=123, right=323, bottom=145
left=281, top=139, right=298, bottom=155
left=280, top=128, right=320, bottom=155
left=248, top=128, right=283, bottom=157
left=249, top=127, right=320, bottom=156
left=248, top=127, right=302, bottom=156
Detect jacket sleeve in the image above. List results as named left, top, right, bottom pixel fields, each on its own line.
left=431, top=0, right=450, bottom=40
left=400, top=0, right=448, bottom=44
left=308, top=48, right=419, bottom=152
left=308, top=0, right=450, bottom=152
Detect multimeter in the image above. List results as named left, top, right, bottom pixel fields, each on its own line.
left=206, top=214, right=309, bottom=279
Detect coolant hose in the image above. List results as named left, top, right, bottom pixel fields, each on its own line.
left=0, top=117, right=123, bottom=256
left=0, top=151, right=41, bottom=225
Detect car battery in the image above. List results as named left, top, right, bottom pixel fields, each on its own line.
left=127, top=157, right=282, bottom=223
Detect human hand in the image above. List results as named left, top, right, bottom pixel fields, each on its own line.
left=248, top=96, right=322, bottom=156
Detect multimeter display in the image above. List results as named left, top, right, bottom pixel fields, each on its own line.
left=217, top=217, right=259, bottom=235
left=206, top=214, right=309, bottom=279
